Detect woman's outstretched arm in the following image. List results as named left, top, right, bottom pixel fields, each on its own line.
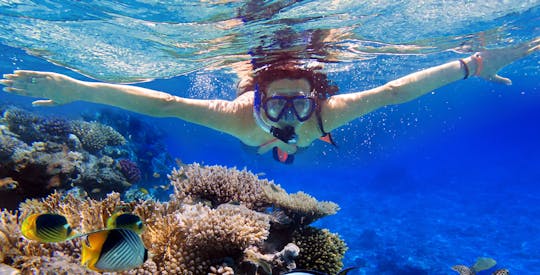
left=322, top=38, right=540, bottom=132
left=0, top=70, right=254, bottom=137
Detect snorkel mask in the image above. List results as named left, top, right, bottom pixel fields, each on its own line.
left=253, top=84, right=298, bottom=144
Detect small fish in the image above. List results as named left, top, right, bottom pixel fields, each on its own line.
left=21, top=213, right=75, bottom=243
left=452, top=257, right=498, bottom=275
left=159, top=184, right=170, bottom=191
left=283, top=267, right=357, bottom=275
left=139, top=187, right=149, bottom=195
left=81, top=228, right=148, bottom=272
left=107, top=212, right=145, bottom=234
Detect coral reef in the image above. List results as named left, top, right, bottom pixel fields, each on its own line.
left=0, top=164, right=346, bottom=274
left=81, top=108, right=175, bottom=184
left=0, top=107, right=137, bottom=209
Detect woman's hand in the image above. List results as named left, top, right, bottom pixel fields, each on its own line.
left=474, top=37, right=539, bottom=85
left=1, top=70, right=83, bottom=106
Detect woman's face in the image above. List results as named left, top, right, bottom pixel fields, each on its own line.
left=263, top=78, right=315, bottom=127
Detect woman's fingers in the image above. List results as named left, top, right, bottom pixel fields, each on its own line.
left=0, top=79, right=13, bottom=86
left=32, top=99, right=58, bottom=106
left=2, top=86, right=26, bottom=94
left=525, top=37, right=539, bottom=54
left=1, top=71, right=50, bottom=99
left=489, top=74, right=512, bottom=85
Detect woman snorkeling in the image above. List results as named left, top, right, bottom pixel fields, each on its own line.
left=1, top=38, right=539, bottom=163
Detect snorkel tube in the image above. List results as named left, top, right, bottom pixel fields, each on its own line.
left=253, top=84, right=297, bottom=144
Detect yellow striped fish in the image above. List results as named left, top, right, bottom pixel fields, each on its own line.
left=106, top=212, right=145, bottom=234
left=81, top=228, right=148, bottom=272
left=21, top=213, right=75, bottom=243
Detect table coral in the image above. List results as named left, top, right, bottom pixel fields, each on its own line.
left=170, top=163, right=339, bottom=225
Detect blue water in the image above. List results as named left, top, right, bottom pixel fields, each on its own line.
left=1, top=1, right=540, bottom=274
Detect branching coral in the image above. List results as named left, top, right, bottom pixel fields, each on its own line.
left=170, top=163, right=268, bottom=210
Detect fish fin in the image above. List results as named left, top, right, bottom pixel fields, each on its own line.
left=20, top=214, right=40, bottom=241
left=80, top=229, right=109, bottom=271
left=106, top=212, right=121, bottom=229
left=338, top=267, right=358, bottom=275
left=472, top=257, right=496, bottom=272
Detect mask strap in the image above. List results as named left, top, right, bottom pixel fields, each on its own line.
left=253, top=84, right=297, bottom=144
left=253, top=84, right=272, bottom=134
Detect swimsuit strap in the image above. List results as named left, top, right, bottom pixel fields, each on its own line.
left=316, top=112, right=328, bottom=136
left=316, top=112, right=337, bottom=146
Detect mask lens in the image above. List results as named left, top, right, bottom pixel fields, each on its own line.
left=265, top=98, right=287, bottom=121
left=293, top=98, right=314, bottom=120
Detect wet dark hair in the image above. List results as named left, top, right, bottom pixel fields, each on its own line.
left=253, top=64, right=339, bottom=100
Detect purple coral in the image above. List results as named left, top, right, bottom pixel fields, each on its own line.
left=118, top=159, right=141, bottom=183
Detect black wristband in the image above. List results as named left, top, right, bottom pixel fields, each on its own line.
left=458, top=59, right=469, bottom=80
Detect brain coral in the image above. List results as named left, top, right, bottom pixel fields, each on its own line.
left=292, top=226, right=348, bottom=275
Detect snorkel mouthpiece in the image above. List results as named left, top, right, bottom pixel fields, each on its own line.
left=253, top=84, right=297, bottom=144
left=270, top=125, right=297, bottom=143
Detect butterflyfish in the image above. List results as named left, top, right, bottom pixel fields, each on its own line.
left=106, top=212, right=145, bottom=234
left=81, top=228, right=148, bottom=272
left=21, top=213, right=75, bottom=243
